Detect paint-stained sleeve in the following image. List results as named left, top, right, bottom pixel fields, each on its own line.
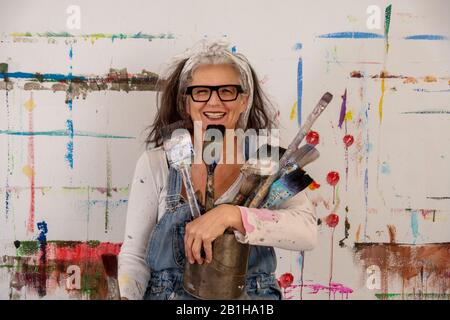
left=233, top=190, right=317, bottom=251
left=118, top=151, right=159, bottom=300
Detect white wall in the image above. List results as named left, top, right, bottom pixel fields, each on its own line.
left=0, top=0, right=449, bottom=299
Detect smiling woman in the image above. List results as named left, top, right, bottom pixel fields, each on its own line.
left=118, top=40, right=318, bottom=300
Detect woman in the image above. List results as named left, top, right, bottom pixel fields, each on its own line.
left=118, top=40, right=317, bottom=300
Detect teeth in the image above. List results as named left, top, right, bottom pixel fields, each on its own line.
left=204, top=112, right=226, bottom=119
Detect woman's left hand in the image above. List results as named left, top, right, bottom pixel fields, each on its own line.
left=184, top=204, right=244, bottom=265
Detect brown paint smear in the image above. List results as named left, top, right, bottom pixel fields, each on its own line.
left=354, top=243, right=450, bottom=299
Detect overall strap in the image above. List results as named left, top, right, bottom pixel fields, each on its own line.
left=165, top=167, right=183, bottom=211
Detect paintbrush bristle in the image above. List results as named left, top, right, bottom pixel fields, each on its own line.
left=322, top=92, right=333, bottom=103
left=101, top=254, right=118, bottom=278
left=280, top=168, right=313, bottom=194
left=239, top=174, right=261, bottom=197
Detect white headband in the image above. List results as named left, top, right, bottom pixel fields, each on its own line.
left=166, top=39, right=254, bottom=129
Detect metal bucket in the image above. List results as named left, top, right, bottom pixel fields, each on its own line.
left=183, top=229, right=250, bottom=300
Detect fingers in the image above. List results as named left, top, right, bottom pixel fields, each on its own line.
left=184, top=227, right=195, bottom=264
left=203, top=240, right=213, bottom=264
left=191, top=237, right=204, bottom=265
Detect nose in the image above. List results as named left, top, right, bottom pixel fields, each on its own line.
left=207, top=90, right=222, bottom=105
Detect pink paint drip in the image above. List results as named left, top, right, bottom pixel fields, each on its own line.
left=238, top=207, right=255, bottom=233
left=248, top=208, right=280, bottom=222
left=284, top=281, right=353, bottom=300
left=26, top=106, right=35, bottom=233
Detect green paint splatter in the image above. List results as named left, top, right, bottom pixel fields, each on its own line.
left=0, top=63, right=8, bottom=73
left=86, top=240, right=101, bottom=248
left=376, top=293, right=450, bottom=300
left=384, top=4, right=392, bottom=52
left=17, top=241, right=39, bottom=256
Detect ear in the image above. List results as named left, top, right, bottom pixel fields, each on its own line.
left=238, top=94, right=249, bottom=114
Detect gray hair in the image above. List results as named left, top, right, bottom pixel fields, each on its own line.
left=165, top=40, right=255, bottom=129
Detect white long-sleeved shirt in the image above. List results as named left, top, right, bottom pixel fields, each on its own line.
left=118, top=147, right=317, bottom=300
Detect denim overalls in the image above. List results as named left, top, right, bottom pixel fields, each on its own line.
left=144, top=167, right=282, bottom=300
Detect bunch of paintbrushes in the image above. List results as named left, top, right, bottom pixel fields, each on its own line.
left=234, top=143, right=319, bottom=209
left=232, top=92, right=332, bottom=209
left=247, top=92, right=332, bottom=209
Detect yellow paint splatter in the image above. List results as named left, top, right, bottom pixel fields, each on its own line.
left=118, top=274, right=130, bottom=286
left=403, top=77, right=417, bottom=84
left=356, top=224, right=361, bottom=242
left=378, top=78, right=385, bottom=122
left=424, top=75, right=437, bottom=83
left=344, top=111, right=353, bottom=121
left=24, top=98, right=36, bottom=111
left=22, top=165, right=34, bottom=178
left=290, top=102, right=297, bottom=121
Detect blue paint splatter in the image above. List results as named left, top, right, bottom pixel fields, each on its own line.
left=37, top=221, right=48, bottom=266
left=404, top=34, right=449, bottom=40
left=66, top=119, right=74, bottom=138
left=0, top=72, right=85, bottom=81
left=318, top=32, right=383, bottom=39
left=65, top=119, right=74, bottom=169
left=231, top=46, right=237, bottom=54
left=363, top=103, right=370, bottom=242
left=401, top=110, right=450, bottom=115
left=294, top=43, right=302, bottom=50
left=66, top=141, right=73, bottom=169
left=37, top=221, right=48, bottom=242
left=0, top=129, right=134, bottom=139
left=297, top=56, right=303, bottom=126
left=413, top=89, right=450, bottom=93
left=411, top=210, right=419, bottom=244
left=380, top=162, right=390, bottom=175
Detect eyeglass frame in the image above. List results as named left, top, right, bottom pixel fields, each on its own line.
left=185, top=84, right=244, bottom=102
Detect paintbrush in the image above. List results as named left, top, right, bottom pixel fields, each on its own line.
left=248, top=92, right=333, bottom=208
left=231, top=144, right=286, bottom=206
left=230, top=151, right=280, bottom=206
left=241, top=145, right=318, bottom=207
left=260, top=168, right=313, bottom=209
left=101, top=253, right=121, bottom=300
left=203, top=125, right=225, bottom=211
left=161, top=120, right=201, bottom=219
left=282, top=144, right=320, bottom=175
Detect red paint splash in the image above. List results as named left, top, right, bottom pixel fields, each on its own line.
left=49, top=242, right=121, bottom=262
left=326, top=171, right=340, bottom=186
left=278, top=272, right=294, bottom=289
left=343, top=134, right=354, bottom=147
left=325, top=213, right=340, bottom=228
left=306, top=131, right=320, bottom=145
left=11, top=241, right=122, bottom=299
left=308, top=181, right=321, bottom=190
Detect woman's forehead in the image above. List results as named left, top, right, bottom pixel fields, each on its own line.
left=190, top=64, right=241, bottom=84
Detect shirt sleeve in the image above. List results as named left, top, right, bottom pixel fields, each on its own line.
left=233, top=190, right=318, bottom=251
left=118, top=151, right=159, bottom=300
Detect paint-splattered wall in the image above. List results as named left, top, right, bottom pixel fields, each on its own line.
left=1, top=0, right=449, bottom=300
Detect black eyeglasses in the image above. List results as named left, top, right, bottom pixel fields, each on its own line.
left=185, top=85, right=244, bottom=102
